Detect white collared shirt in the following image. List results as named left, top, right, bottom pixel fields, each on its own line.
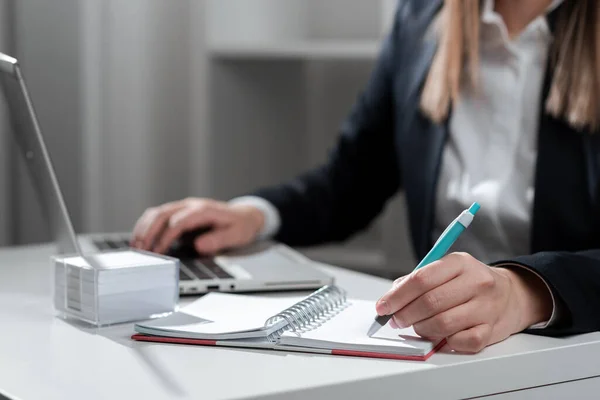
left=434, top=0, right=561, bottom=263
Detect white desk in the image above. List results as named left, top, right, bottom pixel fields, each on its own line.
left=0, top=244, right=599, bottom=400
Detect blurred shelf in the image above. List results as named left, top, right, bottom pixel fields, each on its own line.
left=209, top=40, right=381, bottom=60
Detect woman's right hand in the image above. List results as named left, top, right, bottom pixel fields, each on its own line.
left=130, top=198, right=266, bottom=255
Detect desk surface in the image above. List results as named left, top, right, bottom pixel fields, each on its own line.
left=0, top=243, right=599, bottom=400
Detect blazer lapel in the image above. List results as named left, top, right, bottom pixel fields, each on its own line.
left=532, top=61, right=599, bottom=252
left=531, top=0, right=600, bottom=251
left=394, top=1, right=448, bottom=258
left=401, top=110, right=448, bottom=259
left=582, top=135, right=600, bottom=206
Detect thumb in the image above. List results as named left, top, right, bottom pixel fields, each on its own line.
left=194, top=227, right=242, bottom=255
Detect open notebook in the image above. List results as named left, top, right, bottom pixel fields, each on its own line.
left=131, top=286, right=445, bottom=361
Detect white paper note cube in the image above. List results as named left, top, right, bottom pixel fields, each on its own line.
left=52, top=249, right=179, bottom=326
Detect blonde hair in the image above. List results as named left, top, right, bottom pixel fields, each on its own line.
left=420, top=0, right=600, bottom=132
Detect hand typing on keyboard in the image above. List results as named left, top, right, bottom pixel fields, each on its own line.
left=130, top=198, right=266, bottom=255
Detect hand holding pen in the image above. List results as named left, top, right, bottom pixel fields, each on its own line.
left=369, top=203, right=554, bottom=354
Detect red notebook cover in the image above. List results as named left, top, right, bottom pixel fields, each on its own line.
left=130, top=333, right=446, bottom=362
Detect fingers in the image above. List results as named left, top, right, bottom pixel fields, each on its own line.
left=150, top=207, right=200, bottom=254
left=194, top=227, right=242, bottom=254
left=132, top=201, right=184, bottom=250
left=376, top=255, right=464, bottom=316
left=152, top=203, right=232, bottom=254
left=413, top=300, right=486, bottom=340
left=380, top=253, right=515, bottom=354
left=132, top=198, right=264, bottom=256
left=132, top=208, right=160, bottom=247
left=446, top=324, right=492, bottom=354
left=391, top=274, right=477, bottom=328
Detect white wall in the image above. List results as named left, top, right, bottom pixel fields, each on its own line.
left=83, top=0, right=194, bottom=233
left=11, top=0, right=390, bottom=240
left=9, top=0, right=205, bottom=241
left=13, top=0, right=83, bottom=244
left=188, top=0, right=212, bottom=198
left=307, top=1, right=381, bottom=40
left=6, top=0, right=416, bottom=275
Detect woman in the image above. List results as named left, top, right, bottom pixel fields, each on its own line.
left=131, top=0, right=600, bottom=354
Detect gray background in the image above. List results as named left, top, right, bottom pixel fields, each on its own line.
left=0, top=0, right=415, bottom=278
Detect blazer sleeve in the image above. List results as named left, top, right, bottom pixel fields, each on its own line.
left=492, top=250, right=600, bottom=336
left=248, top=13, right=403, bottom=247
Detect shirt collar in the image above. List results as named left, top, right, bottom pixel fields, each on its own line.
left=547, top=0, right=565, bottom=13
left=480, top=0, right=564, bottom=44
left=482, top=0, right=564, bottom=19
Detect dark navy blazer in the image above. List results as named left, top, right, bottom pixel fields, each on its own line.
left=251, top=0, right=600, bottom=336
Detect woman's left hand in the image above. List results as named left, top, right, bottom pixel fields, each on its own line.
left=376, top=252, right=553, bottom=353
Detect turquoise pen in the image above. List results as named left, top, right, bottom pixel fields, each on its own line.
left=367, top=202, right=481, bottom=337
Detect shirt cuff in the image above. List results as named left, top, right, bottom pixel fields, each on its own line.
left=228, top=196, right=281, bottom=240
left=497, top=263, right=560, bottom=329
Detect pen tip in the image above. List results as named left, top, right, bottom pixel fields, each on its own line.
left=367, top=322, right=379, bottom=337
left=468, top=202, right=480, bottom=215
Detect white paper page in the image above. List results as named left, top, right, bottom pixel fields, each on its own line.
left=279, top=300, right=437, bottom=355
left=60, top=251, right=168, bottom=269
left=136, top=292, right=303, bottom=337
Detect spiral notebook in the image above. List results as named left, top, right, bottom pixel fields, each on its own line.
left=131, top=286, right=445, bottom=361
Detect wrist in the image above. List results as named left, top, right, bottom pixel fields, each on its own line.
left=231, top=204, right=266, bottom=237
left=497, top=266, right=553, bottom=331
left=228, top=196, right=280, bottom=239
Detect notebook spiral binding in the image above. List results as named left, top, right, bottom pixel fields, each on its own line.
left=264, top=285, right=349, bottom=343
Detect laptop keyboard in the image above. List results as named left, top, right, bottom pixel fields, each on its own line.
left=92, top=238, right=129, bottom=251
left=92, top=238, right=233, bottom=281
left=178, top=268, right=193, bottom=281
left=181, top=259, right=214, bottom=280
left=202, top=258, right=234, bottom=279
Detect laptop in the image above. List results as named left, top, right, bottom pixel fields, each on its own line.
left=0, top=52, right=333, bottom=295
